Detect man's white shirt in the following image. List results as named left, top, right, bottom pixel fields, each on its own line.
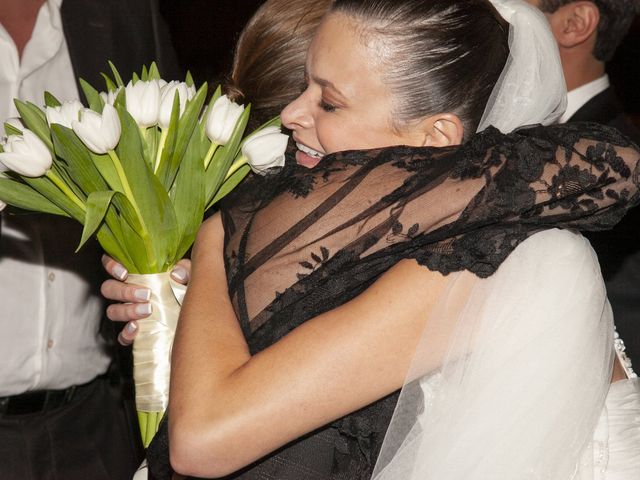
left=560, top=74, right=610, bottom=124
left=0, top=0, right=110, bottom=396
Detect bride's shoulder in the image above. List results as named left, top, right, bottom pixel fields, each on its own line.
left=501, top=228, right=601, bottom=281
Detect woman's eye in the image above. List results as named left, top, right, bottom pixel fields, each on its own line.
left=319, top=100, right=337, bottom=113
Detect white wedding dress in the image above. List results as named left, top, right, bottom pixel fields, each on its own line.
left=591, top=337, right=640, bottom=479
left=373, top=229, right=640, bottom=479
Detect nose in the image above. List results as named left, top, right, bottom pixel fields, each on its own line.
left=281, top=90, right=313, bottom=132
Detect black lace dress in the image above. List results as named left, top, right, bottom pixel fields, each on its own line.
left=148, top=123, right=640, bottom=479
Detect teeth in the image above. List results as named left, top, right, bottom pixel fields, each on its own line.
left=296, top=142, right=324, bottom=158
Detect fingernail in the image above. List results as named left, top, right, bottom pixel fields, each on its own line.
left=113, top=264, right=127, bottom=281
left=171, top=266, right=187, bottom=282
left=135, top=304, right=152, bottom=316
left=134, top=288, right=151, bottom=301
left=126, top=322, right=138, bottom=333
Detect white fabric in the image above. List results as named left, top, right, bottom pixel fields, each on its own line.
left=0, top=0, right=109, bottom=396
left=373, top=229, right=625, bottom=479
left=560, top=75, right=611, bottom=124
left=373, top=2, right=640, bottom=477
left=0, top=0, right=78, bottom=131
left=477, top=0, right=567, bottom=133
left=592, top=378, right=640, bottom=479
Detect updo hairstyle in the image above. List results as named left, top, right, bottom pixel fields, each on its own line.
left=330, top=0, right=510, bottom=137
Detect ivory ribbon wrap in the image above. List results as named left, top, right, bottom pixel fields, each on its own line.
left=127, top=271, right=186, bottom=412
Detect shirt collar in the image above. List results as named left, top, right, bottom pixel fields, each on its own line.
left=560, top=75, right=610, bottom=124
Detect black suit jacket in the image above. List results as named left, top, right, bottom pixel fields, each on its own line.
left=1, top=0, right=182, bottom=243
left=60, top=0, right=182, bottom=95
left=573, top=88, right=640, bottom=364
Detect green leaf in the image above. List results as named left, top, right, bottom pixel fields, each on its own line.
left=92, top=152, right=123, bottom=192
left=132, top=72, right=140, bottom=84
left=51, top=124, right=110, bottom=195
left=79, top=78, right=105, bottom=112
left=171, top=129, right=206, bottom=261
left=44, top=92, right=62, bottom=108
left=204, top=104, right=251, bottom=204
left=253, top=115, right=282, bottom=133
left=148, top=62, right=161, bottom=81
left=13, top=100, right=53, bottom=151
left=155, top=92, right=182, bottom=187
left=158, top=83, right=208, bottom=190
left=22, top=176, right=85, bottom=221
left=95, top=223, right=137, bottom=273
left=207, top=163, right=250, bottom=210
left=4, top=123, right=22, bottom=136
left=100, top=73, right=118, bottom=93
left=185, top=71, right=195, bottom=87
left=141, top=64, right=149, bottom=81
left=78, top=190, right=116, bottom=251
left=108, top=61, right=125, bottom=88
left=114, top=87, right=126, bottom=109
left=0, top=178, right=69, bottom=216
left=114, top=105, right=179, bottom=272
left=141, top=126, right=160, bottom=169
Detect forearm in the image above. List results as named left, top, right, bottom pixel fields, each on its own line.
left=168, top=215, right=455, bottom=477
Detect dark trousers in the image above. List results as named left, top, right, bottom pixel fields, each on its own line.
left=0, top=376, right=141, bottom=480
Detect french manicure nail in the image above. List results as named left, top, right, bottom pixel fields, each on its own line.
left=113, top=264, right=128, bottom=281
left=171, top=267, right=187, bottom=282
left=126, top=322, right=138, bottom=333
left=135, top=304, right=152, bottom=316
left=134, top=288, right=151, bottom=301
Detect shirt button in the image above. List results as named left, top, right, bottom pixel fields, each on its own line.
left=47, top=339, right=54, bottom=349
left=48, top=272, right=55, bottom=282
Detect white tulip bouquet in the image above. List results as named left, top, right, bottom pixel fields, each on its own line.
left=0, top=63, right=288, bottom=447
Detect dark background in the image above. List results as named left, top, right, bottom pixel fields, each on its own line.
left=158, top=0, right=640, bottom=124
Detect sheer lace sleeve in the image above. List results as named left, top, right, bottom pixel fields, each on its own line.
left=222, top=123, right=639, bottom=342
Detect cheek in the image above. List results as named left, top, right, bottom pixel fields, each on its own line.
left=315, top=116, right=358, bottom=154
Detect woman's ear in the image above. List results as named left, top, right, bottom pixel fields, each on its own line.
left=423, top=113, right=464, bottom=147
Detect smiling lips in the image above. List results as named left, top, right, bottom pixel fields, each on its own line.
left=295, top=142, right=324, bottom=168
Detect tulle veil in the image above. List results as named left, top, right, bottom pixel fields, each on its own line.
left=371, top=1, right=613, bottom=478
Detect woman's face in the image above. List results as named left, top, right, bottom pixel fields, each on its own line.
left=281, top=14, right=428, bottom=168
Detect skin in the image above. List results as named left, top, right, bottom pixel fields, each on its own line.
left=525, top=0, right=605, bottom=91
left=0, top=0, right=46, bottom=58
left=168, top=14, right=464, bottom=478
left=102, top=10, right=627, bottom=477
left=281, top=13, right=464, bottom=167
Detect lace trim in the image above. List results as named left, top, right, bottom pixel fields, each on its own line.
left=614, top=326, right=637, bottom=379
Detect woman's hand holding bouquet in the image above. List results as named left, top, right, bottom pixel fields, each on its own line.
left=0, top=62, right=288, bottom=447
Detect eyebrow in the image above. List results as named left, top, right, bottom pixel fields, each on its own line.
left=309, top=73, right=348, bottom=102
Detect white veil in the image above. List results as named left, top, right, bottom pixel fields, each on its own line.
left=477, top=0, right=567, bottom=133
left=372, top=2, right=613, bottom=479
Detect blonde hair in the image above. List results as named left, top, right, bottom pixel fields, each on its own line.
left=226, top=0, right=333, bottom=128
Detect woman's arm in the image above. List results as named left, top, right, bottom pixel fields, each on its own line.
left=169, top=212, right=460, bottom=478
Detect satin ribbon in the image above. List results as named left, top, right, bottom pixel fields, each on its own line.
left=128, top=271, right=186, bottom=412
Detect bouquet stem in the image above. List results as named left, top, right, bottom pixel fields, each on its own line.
left=128, top=271, right=181, bottom=448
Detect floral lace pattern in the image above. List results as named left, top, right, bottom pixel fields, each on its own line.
left=148, top=123, right=640, bottom=479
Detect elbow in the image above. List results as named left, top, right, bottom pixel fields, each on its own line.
left=169, top=414, right=253, bottom=478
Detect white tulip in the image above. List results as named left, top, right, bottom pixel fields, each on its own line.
left=205, top=95, right=244, bottom=145
left=125, top=80, right=162, bottom=128
left=45, top=100, right=84, bottom=128
left=0, top=129, right=53, bottom=177
left=158, top=81, right=197, bottom=129
left=0, top=199, right=6, bottom=211
left=99, top=87, right=122, bottom=106
left=241, top=126, right=288, bottom=175
left=72, top=104, right=121, bottom=154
